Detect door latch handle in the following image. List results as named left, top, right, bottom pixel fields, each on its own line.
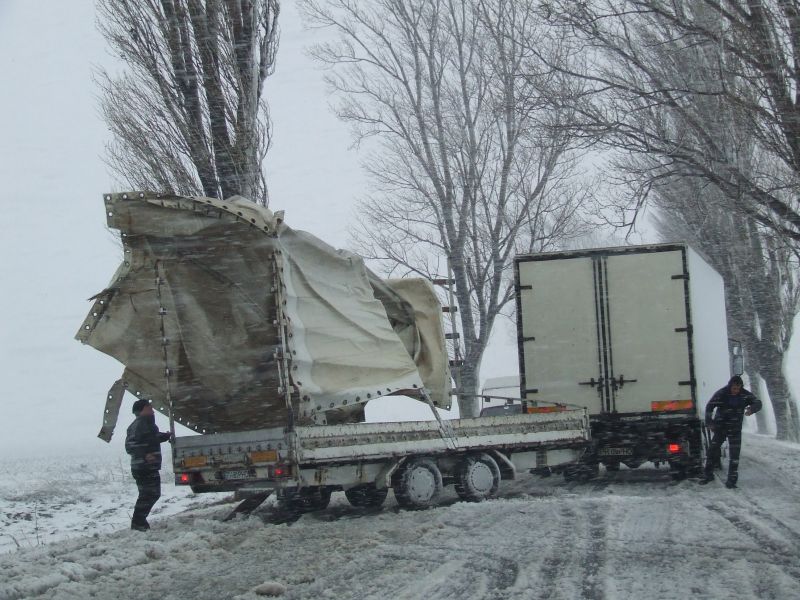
left=612, top=375, right=637, bottom=390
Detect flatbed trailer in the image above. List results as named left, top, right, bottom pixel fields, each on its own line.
left=173, top=406, right=590, bottom=511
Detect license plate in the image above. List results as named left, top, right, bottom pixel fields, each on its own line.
left=598, top=447, right=633, bottom=457
left=221, top=469, right=253, bottom=480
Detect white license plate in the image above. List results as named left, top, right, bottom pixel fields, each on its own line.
left=221, top=469, right=253, bottom=480
left=598, top=447, right=633, bottom=457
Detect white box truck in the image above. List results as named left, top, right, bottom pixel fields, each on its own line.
left=514, top=243, right=731, bottom=478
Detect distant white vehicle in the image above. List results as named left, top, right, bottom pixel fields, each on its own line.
left=479, top=376, right=522, bottom=416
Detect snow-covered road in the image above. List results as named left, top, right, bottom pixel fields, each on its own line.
left=2, top=433, right=799, bottom=600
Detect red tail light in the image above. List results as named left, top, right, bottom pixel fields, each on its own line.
left=667, top=443, right=681, bottom=454
left=272, top=464, right=289, bottom=478
left=176, top=473, right=192, bottom=485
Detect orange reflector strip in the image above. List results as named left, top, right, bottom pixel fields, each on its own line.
left=249, top=450, right=278, bottom=463
left=183, top=455, right=207, bottom=468
left=651, top=400, right=693, bottom=412
left=526, top=405, right=568, bottom=414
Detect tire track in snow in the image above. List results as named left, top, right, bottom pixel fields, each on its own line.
left=704, top=502, right=800, bottom=571
left=579, top=501, right=607, bottom=600
left=534, top=504, right=580, bottom=600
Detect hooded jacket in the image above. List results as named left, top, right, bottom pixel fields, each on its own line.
left=705, top=385, right=762, bottom=430
left=125, top=414, right=171, bottom=471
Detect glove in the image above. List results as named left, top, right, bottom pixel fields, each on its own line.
left=744, top=407, right=753, bottom=416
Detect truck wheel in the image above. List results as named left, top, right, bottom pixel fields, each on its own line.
left=277, top=487, right=332, bottom=513
left=669, top=461, right=687, bottom=480
left=344, top=484, right=389, bottom=508
left=454, top=453, right=500, bottom=502
left=604, top=461, right=620, bottom=472
left=393, top=458, right=442, bottom=510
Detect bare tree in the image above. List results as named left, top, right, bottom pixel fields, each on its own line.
left=97, top=0, right=280, bottom=204
left=538, top=0, right=800, bottom=246
left=541, top=0, right=800, bottom=439
left=299, top=0, right=592, bottom=416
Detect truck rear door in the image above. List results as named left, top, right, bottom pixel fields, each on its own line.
left=516, top=247, right=694, bottom=415
left=516, top=256, right=603, bottom=414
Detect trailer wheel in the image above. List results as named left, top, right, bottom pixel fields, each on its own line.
left=454, top=453, right=500, bottom=502
left=392, top=458, right=442, bottom=510
left=563, top=461, right=599, bottom=482
left=344, top=484, right=389, bottom=508
left=277, top=487, right=332, bottom=514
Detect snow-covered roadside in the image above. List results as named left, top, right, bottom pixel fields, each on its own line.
left=0, top=453, right=220, bottom=555
left=1, top=435, right=799, bottom=600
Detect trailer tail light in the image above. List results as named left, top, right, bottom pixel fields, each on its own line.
left=175, top=472, right=204, bottom=485
left=271, top=464, right=290, bottom=478
left=651, top=400, right=693, bottom=412
left=667, top=443, right=682, bottom=454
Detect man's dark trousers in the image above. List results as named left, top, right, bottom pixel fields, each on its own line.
left=704, top=426, right=742, bottom=485
left=132, top=468, right=161, bottom=526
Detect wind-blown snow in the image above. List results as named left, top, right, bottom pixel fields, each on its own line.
left=2, top=434, right=798, bottom=600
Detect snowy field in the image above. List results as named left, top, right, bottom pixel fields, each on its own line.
left=2, top=434, right=799, bottom=600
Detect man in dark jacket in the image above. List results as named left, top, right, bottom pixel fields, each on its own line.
left=126, top=399, right=172, bottom=531
left=699, top=375, right=761, bottom=489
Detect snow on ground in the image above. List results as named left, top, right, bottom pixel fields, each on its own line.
left=1, top=434, right=799, bottom=600
left=0, top=454, right=220, bottom=555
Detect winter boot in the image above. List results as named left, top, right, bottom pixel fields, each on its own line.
left=131, top=519, right=150, bottom=531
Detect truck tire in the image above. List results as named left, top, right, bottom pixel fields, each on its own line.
left=454, top=453, right=500, bottom=502
left=669, top=461, right=687, bottom=480
left=277, top=487, right=332, bottom=514
left=344, top=484, right=389, bottom=508
left=392, top=458, right=443, bottom=510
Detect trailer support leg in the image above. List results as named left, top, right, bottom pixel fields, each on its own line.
left=223, top=491, right=272, bottom=521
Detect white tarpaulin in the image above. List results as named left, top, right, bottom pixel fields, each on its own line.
left=76, top=192, right=450, bottom=439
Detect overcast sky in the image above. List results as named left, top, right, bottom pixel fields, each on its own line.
left=0, top=0, right=517, bottom=457
left=0, top=1, right=795, bottom=458
left=0, top=0, right=380, bottom=456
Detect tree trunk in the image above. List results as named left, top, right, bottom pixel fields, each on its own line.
left=457, top=362, right=480, bottom=419
left=747, top=372, right=771, bottom=435
left=759, top=352, right=800, bottom=441
left=456, top=340, right=486, bottom=419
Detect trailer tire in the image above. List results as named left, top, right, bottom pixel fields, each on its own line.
left=277, top=487, right=332, bottom=514
left=454, top=453, right=501, bottom=502
left=392, top=458, right=442, bottom=510
left=344, top=484, right=389, bottom=508
left=563, top=461, right=599, bottom=482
